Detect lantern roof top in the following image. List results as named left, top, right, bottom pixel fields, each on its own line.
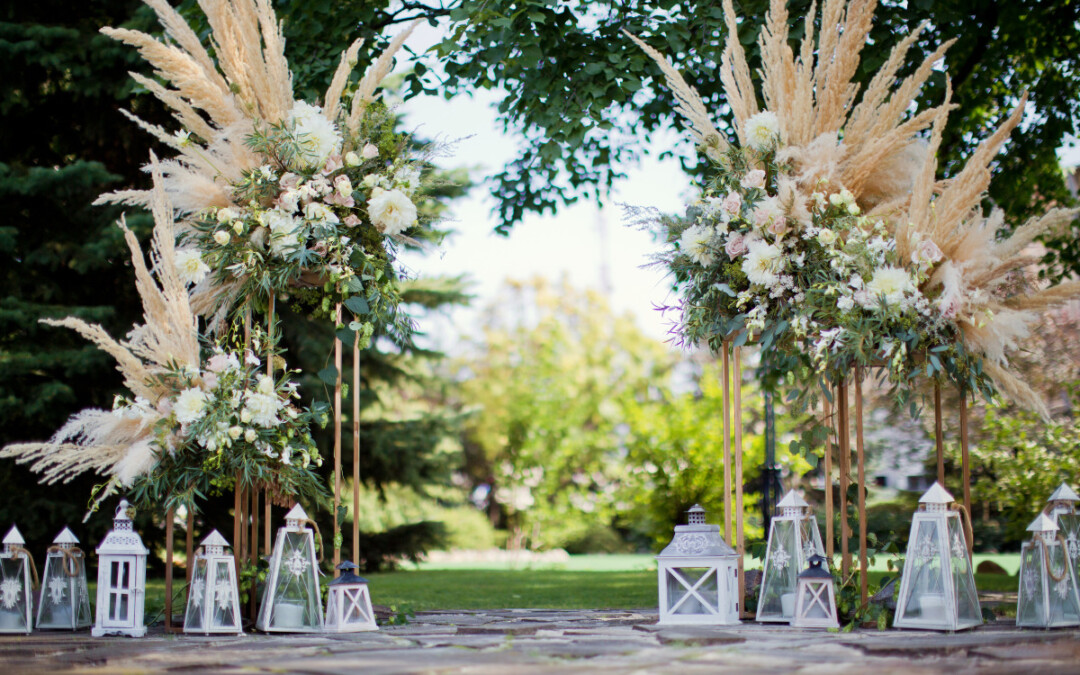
left=1048, top=483, right=1080, bottom=503
left=798, top=553, right=833, bottom=579
left=285, top=504, right=309, bottom=521
left=114, top=499, right=133, bottom=521
left=918, top=482, right=954, bottom=505
left=657, top=506, right=738, bottom=560
left=1027, top=513, right=1059, bottom=533
left=777, top=490, right=809, bottom=509
left=53, top=527, right=79, bottom=545
left=97, top=510, right=148, bottom=556
left=329, top=560, right=368, bottom=586
left=3, top=525, right=24, bottom=546
left=200, top=530, right=230, bottom=549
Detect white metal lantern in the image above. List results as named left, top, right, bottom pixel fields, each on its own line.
left=757, top=490, right=825, bottom=622
left=0, top=525, right=34, bottom=634
left=1046, top=482, right=1080, bottom=575
left=256, top=504, right=323, bottom=632
left=791, top=553, right=839, bottom=629
left=656, top=505, right=741, bottom=625
left=1016, top=513, right=1080, bottom=628
left=92, top=499, right=148, bottom=637
left=324, top=561, right=377, bottom=633
left=184, top=530, right=243, bottom=635
left=36, top=527, right=92, bottom=631
left=893, top=482, right=981, bottom=631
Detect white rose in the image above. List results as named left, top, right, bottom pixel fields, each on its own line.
left=288, top=101, right=342, bottom=170
left=817, top=228, right=837, bottom=246
left=303, top=201, right=339, bottom=224
left=228, top=426, right=243, bottom=440
left=244, top=429, right=257, bottom=443
left=174, top=388, right=209, bottom=424
left=265, top=209, right=303, bottom=256
left=344, top=151, right=361, bottom=167
left=744, top=110, right=781, bottom=151
left=175, top=249, right=210, bottom=285
left=367, top=187, right=417, bottom=236
left=216, top=207, right=241, bottom=223
left=213, top=230, right=230, bottom=245
left=362, top=143, right=379, bottom=159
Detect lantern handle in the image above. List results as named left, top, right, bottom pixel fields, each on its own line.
left=47, top=545, right=83, bottom=578
left=1040, top=534, right=1071, bottom=583
left=949, top=503, right=974, bottom=561
left=300, top=518, right=323, bottom=564
left=9, top=546, right=39, bottom=591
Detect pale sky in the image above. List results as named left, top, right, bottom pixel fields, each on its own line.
left=398, top=88, right=692, bottom=351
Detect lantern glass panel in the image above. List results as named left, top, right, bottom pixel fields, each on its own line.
left=184, top=558, right=208, bottom=632
left=896, top=520, right=946, bottom=624
left=798, top=581, right=830, bottom=619
left=105, top=558, right=136, bottom=626
left=1018, top=538, right=1080, bottom=627
left=210, top=560, right=238, bottom=630
left=1059, top=512, right=1080, bottom=572
left=37, top=553, right=91, bottom=630
left=0, top=557, right=29, bottom=632
left=1017, top=543, right=1042, bottom=626
left=948, top=517, right=981, bottom=624
left=759, top=519, right=799, bottom=619
left=666, top=567, right=719, bottom=615
left=266, top=531, right=320, bottom=629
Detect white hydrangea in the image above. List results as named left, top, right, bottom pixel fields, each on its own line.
left=744, top=111, right=781, bottom=151
left=678, top=224, right=716, bottom=266
left=174, top=388, right=209, bottom=424
left=367, top=187, right=417, bottom=236
left=175, top=249, right=210, bottom=286
left=288, top=101, right=342, bottom=170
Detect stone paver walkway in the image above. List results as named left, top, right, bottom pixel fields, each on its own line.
left=2, top=610, right=1078, bottom=674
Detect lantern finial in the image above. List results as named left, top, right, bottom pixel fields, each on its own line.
left=686, top=504, right=706, bottom=525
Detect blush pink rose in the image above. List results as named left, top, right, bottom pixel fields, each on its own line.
left=740, top=169, right=766, bottom=189
left=343, top=214, right=361, bottom=227
left=725, top=232, right=749, bottom=258
left=721, top=191, right=742, bottom=215
left=767, top=215, right=788, bottom=238
left=321, top=154, right=344, bottom=175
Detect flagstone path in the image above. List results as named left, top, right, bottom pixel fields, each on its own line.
left=2, top=610, right=1078, bottom=674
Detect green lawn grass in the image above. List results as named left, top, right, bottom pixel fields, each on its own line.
left=135, top=553, right=1022, bottom=617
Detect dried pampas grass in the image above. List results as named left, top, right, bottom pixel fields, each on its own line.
left=99, top=0, right=421, bottom=324
left=1, top=157, right=199, bottom=512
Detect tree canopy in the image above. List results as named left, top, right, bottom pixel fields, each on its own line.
left=408, top=0, right=1080, bottom=272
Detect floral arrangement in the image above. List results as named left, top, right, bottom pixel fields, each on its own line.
left=122, top=343, right=327, bottom=512
left=630, top=0, right=1079, bottom=415
left=1, top=162, right=325, bottom=514
left=97, top=0, right=436, bottom=341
